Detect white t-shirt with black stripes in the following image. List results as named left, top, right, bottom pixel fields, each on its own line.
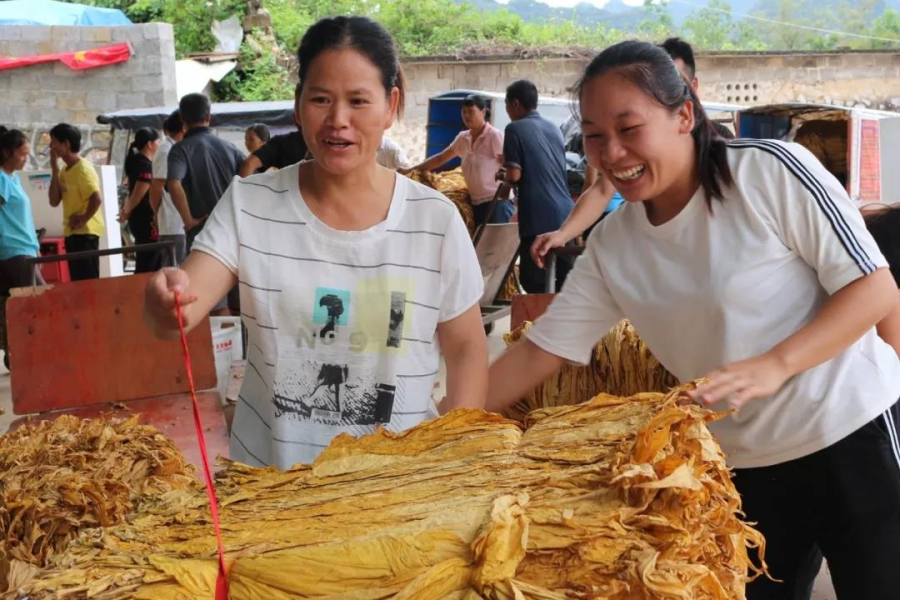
left=528, top=139, right=900, bottom=469
left=192, top=165, right=483, bottom=469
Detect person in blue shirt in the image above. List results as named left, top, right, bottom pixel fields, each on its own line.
left=498, top=79, right=575, bottom=293
left=0, top=126, right=43, bottom=370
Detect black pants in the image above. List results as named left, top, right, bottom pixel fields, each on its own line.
left=128, top=214, right=162, bottom=274
left=0, top=255, right=44, bottom=353
left=518, top=236, right=573, bottom=294
left=738, top=400, right=900, bottom=600
left=65, top=234, right=100, bottom=281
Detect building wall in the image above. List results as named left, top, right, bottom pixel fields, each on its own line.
left=0, top=23, right=178, bottom=168
left=393, top=51, right=900, bottom=162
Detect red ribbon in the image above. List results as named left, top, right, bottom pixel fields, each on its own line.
left=174, top=291, right=229, bottom=599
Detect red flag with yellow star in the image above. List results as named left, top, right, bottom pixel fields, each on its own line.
left=0, top=42, right=132, bottom=72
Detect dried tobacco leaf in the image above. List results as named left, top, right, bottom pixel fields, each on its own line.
left=505, top=320, right=680, bottom=415
left=409, top=168, right=476, bottom=236
left=0, top=414, right=196, bottom=591
left=3, top=384, right=765, bottom=600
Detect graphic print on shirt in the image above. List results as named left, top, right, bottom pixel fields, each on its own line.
left=313, top=287, right=350, bottom=338
left=387, top=291, right=406, bottom=348
left=273, top=278, right=416, bottom=429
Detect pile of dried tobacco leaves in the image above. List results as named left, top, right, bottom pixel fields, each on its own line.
left=505, top=320, right=680, bottom=415
left=2, top=383, right=765, bottom=600
left=409, top=168, right=477, bottom=235
left=0, top=415, right=196, bottom=591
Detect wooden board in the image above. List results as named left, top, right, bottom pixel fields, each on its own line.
left=7, top=274, right=217, bottom=415
left=511, top=293, right=555, bottom=331
left=475, top=223, right=520, bottom=307
left=7, top=392, right=231, bottom=471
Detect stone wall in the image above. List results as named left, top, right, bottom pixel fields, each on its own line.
left=697, top=52, right=900, bottom=109
left=0, top=23, right=178, bottom=168
left=393, top=51, right=900, bottom=162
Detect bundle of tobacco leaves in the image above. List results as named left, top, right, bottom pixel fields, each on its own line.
left=3, top=383, right=765, bottom=600
left=409, top=168, right=477, bottom=236
left=505, top=320, right=679, bottom=415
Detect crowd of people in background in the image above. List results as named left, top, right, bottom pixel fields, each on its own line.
left=0, top=35, right=736, bottom=302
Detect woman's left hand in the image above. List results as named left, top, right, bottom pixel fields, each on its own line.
left=687, top=352, right=793, bottom=409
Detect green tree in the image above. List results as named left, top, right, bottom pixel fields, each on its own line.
left=70, top=0, right=245, bottom=56
left=733, top=20, right=769, bottom=51
left=637, top=0, right=676, bottom=41
left=682, top=0, right=734, bottom=50
left=771, top=0, right=806, bottom=49
left=869, top=8, right=900, bottom=49
left=216, top=40, right=294, bottom=101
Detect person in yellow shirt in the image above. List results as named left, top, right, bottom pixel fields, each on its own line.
left=48, top=123, right=105, bottom=281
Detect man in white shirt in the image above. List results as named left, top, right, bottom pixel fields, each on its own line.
left=376, top=135, right=410, bottom=170
left=149, top=111, right=186, bottom=267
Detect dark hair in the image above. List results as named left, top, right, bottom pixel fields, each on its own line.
left=128, top=127, right=159, bottom=154
left=296, top=16, right=406, bottom=117
left=865, top=206, right=900, bottom=286
left=124, top=127, right=159, bottom=176
left=574, top=40, right=732, bottom=207
left=179, top=93, right=211, bottom=126
left=49, top=123, right=82, bottom=153
left=506, top=80, right=538, bottom=111
left=660, top=37, right=696, bottom=81
left=246, top=123, right=271, bottom=143
left=0, top=126, right=29, bottom=163
left=163, top=110, right=183, bottom=135
left=462, top=94, right=490, bottom=120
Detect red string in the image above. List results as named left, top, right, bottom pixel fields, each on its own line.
left=174, top=290, right=229, bottom=599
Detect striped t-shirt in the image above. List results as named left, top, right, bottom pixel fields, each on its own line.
left=193, top=165, right=483, bottom=469
left=528, top=139, right=900, bottom=469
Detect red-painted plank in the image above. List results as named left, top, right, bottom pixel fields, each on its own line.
left=7, top=274, right=217, bottom=414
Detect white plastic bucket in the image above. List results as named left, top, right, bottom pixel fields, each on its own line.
left=210, top=317, right=243, bottom=401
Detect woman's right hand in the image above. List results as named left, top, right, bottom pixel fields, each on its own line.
left=144, top=268, right=200, bottom=337
left=531, top=230, right=572, bottom=269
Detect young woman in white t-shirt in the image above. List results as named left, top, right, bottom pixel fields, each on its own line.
left=144, top=16, right=488, bottom=470
left=487, top=41, right=900, bottom=600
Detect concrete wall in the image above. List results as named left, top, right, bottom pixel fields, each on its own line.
left=697, top=52, right=900, bottom=109
left=393, top=51, right=900, bottom=162
left=0, top=23, right=178, bottom=168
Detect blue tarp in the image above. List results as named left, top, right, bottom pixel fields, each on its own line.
left=0, top=0, right=132, bottom=26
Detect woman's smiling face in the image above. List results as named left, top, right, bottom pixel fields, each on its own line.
left=580, top=70, right=695, bottom=204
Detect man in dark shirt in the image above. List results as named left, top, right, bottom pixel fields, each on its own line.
left=239, top=129, right=307, bottom=177
left=239, top=84, right=309, bottom=177
left=500, top=79, right=575, bottom=294
left=167, top=93, right=245, bottom=249
left=660, top=37, right=735, bottom=139
left=167, top=93, right=244, bottom=315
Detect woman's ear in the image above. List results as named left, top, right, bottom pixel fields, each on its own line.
left=678, top=100, right=696, bottom=135
left=386, top=87, right=401, bottom=129
left=293, top=93, right=303, bottom=130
